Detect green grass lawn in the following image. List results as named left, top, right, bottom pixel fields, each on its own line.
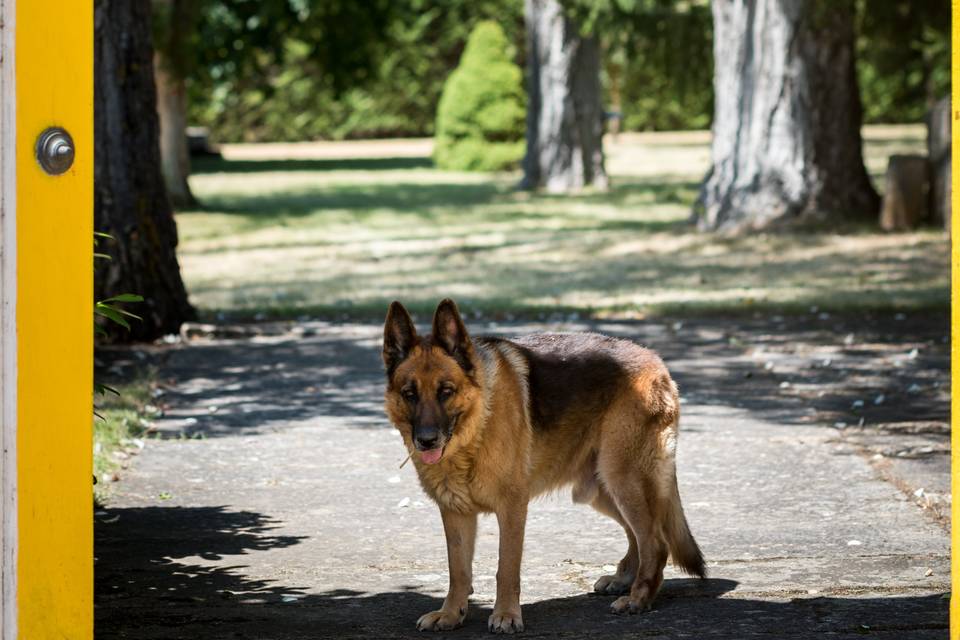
left=178, top=126, right=948, bottom=321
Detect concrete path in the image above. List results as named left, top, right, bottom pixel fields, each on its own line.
left=95, top=314, right=950, bottom=639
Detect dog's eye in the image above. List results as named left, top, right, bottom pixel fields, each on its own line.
left=437, top=386, right=455, bottom=401
left=401, top=388, right=417, bottom=402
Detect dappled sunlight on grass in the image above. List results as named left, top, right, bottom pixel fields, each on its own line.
left=178, top=125, right=946, bottom=320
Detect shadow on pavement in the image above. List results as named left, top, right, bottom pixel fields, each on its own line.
left=95, top=506, right=948, bottom=639
left=98, top=312, right=949, bottom=442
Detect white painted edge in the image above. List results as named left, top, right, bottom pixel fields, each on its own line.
left=0, top=0, right=16, bottom=636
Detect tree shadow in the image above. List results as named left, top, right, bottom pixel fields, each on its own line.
left=196, top=181, right=506, bottom=219
left=188, top=176, right=697, bottom=222
left=97, top=310, right=948, bottom=440
left=192, top=156, right=435, bottom=174
left=94, top=505, right=947, bottom=639
left=98, top=328, right=389, bottom=437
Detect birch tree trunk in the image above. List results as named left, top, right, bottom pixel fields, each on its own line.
left=95, top=0, right=195, bottom=341
left=154, top=0, right=197, bottom=208
left=521, top=0, right=608, bottom=193
left=695, top=0, right=879, bottom=232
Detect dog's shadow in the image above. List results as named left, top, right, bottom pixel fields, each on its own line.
left=95, top=507, right=947, bottom=639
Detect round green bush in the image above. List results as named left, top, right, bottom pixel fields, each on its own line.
left=434, top=21, right=526, bottom=171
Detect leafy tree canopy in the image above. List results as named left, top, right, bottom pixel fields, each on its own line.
left=180, top=0, right=949, bottom=142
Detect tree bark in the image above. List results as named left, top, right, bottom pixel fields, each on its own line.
left=695, top=0, right=879, bottom=232
left=879, top=155, right=929, bottom=231
left=926, top=95, right=950, bottom=231
left=95, top=0, right=195, bottom=341
left=155, top=56, right=196, bottom=208
left=521, top=0, right=608, bottom=193
left=154, top=0, right=198, bottom=208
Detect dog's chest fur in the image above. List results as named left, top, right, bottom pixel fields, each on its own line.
left=414, top=431, right=506, bottom=513
left=417, top=457, right=478, bottom=513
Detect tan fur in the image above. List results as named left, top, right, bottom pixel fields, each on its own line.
left=383, top=300, right=703, bottom=633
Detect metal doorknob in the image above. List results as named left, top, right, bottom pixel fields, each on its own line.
left=36, top=127, right=75, bottom=175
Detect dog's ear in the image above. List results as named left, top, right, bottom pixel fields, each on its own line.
left=432, top=299, right=472, bottom=367
left=383, top=301, right=417, bottom=373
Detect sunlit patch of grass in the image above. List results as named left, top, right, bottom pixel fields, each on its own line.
left=178, top=125, right=946, bottom=320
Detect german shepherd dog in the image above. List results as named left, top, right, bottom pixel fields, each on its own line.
left=382, top=299, right=704, bottom=633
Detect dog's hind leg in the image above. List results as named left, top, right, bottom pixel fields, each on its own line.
left=589, top=487, right=639, bottom=595
left=597, top=407, right=674, bottom=614
left=604, top=468, right=668, bottom=615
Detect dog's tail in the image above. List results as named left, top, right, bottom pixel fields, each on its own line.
left=663, top=469, right=706, bottom=579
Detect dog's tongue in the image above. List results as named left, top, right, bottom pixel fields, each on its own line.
left=420, top=448, right=443, bottom=465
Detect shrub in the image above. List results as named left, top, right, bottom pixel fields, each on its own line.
left=433, top=21, right=525, bottom=171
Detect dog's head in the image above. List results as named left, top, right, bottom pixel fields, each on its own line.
left=382, top=299, right=481, bottom=465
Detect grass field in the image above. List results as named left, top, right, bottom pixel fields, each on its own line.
left=179, top=125, right=947, bottom=321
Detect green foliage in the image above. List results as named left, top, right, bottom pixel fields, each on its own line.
left=94, top=233, right=143, bottom=337
left=93, top=231, right=148, bottom=499
left=94, top=232, right=143, bottom=420
left=856, top=0, right=951, bottom=123
left=605, top=1, right=713, bottom=131
left=183, top=0, right=948, bottom=142
left=433, top=21, right=525, bottom=171
left=187, top=0, right=523, bottom=142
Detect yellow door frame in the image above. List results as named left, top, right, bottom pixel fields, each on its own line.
left=1, top=0, right=93, bottom=637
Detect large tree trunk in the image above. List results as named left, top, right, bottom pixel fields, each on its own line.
left=695, top=0, right=879, bottom=232
left=520, top=0, right=608, bottom=193
left=95, top=0, right=194, bottom=341
left=154, top=0, right=197, bottom=209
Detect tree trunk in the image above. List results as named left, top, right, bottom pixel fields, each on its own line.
left=926, top=95, right=950, bottom=231
left=154, top=0, right=197, bottom=209
left=695, top=0, right=879, bottom=232
left=155, top=56, right=196, bottom=208
left=879, top=155, right=929, bottom=231
left=95, top=0, right=194, bottom=341
left=521, top=0, right=608, bottom=193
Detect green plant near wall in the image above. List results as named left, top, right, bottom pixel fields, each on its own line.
left=433, top=21, right=525, bottom=171
left=93, top=231, right=147, bottom=498
left=93, top=231, right=143, bottom=406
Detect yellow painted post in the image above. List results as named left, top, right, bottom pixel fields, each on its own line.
left=15, top=0, right=93, bottom=637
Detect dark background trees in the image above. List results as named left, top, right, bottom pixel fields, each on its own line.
left=856, top=0, right=951, bottom=124
left=186, top=0, right=475, bottom=142
left=182, top=0, right=948, bottom=144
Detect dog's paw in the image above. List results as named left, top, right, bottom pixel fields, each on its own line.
left=593, top=573, right=633, bottom=595
left=609, top=594, right=652, bottom=615
left=488, top=609, right=524, bottom=634
left=416, top=608, right=466, bottom=631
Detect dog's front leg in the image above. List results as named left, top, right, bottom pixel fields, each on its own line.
left=489, top=498, right=527, bottom=634
left=416, top=509, right=477, bottom=631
